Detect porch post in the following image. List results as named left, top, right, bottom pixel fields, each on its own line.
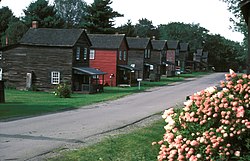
left=130, top=72, right=132, bottom=86
left=89, top=76, right=91, bottom=93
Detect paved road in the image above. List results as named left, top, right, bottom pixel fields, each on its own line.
left=0, top=73, right=225, bottom=161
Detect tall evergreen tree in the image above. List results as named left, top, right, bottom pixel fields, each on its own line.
left=82, top=0, right=123, bottom=34
left=54, top=0, right=87, bottom=28
left=22, top=0, right=64, bottom=28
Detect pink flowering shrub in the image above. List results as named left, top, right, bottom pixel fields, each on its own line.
left=154, top=70, right=250, bottom=161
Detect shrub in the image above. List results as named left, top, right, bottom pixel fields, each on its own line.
left=154, top=70, right=250, bottom=161
left=54, top=83, right=71, bottom=98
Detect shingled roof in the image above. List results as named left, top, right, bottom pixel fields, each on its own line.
left=180, top=43, right=190, bottom=52
left=151, top=40, right=167, bottom=51
left=20, top=28, right=90, bottom=47
left=88, top=34, right=127, bottom=49
left=167, top=40, right=180, bottom=50
left=127, top=37, right=151, bottom=49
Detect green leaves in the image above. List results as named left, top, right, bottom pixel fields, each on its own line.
left=22, top=0, right=64, bottom=28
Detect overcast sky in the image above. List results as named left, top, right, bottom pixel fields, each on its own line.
left=0, top=0, right=244, bottom=42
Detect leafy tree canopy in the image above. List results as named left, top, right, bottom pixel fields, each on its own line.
left=115, top=20, right=136, bottom=37
left=134, top=18, right=159, bottom=38
left=54, top=0, right=87, bottom=28
left=82, top=0, right=123, bottom=34
left=0, top=6, right=16, bottom=34
left=22, top=0, right=64, bottom=28
left=3, top=20, right=28, bottom=45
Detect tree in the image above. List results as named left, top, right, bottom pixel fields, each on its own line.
left=134, top=18, right=159, bottom=38
left=54, top=0, right=87, bottom=28
left=82, top=0, right=123, bottom=34
left=115, top=20, right=136, bottom=37
left=0, top=7, right=15, bottom=34
left=158, top=22, right=208, bottom=53
left=4, top=20, right=28, bottom=45
left=22, top=0, right=64, bottom=28
left=221, top=0, right=248, bottom=60
left=158, top=22, right=245, bottom=72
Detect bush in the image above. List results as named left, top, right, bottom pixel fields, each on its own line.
left=154, top=70, right=250, bottom=161
left=54, top=83, right=71, bottom=98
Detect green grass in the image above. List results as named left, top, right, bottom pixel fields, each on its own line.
left=49, top=119, right=165, bottom=161
left=0, top=72, right=210, bottom=121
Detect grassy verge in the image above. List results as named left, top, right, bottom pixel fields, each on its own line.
left=49, top=119, right=165, bottom=161
left=0, top=72, right=209, bottom=121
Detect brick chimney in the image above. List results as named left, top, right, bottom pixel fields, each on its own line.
left=32, top=21, right=38, bottom=29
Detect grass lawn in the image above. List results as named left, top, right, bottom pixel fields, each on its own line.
left=49, top=119, right=165, bottom=161
left=0, top=72, right=209, bottom=121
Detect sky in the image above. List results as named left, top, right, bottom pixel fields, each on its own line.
left=0, top=0, right=245, bottom=42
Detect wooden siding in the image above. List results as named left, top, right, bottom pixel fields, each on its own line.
left=166, top=50, right=176, bottom=76
left=117, top=38, right=129, bottom=65
left=2, top=46, right=73, bottom=90
left=128, top=49, right=144, bottom=79
left=73, top=33, right=91, bottom=67
left=90, top=50, right=117, bottom=86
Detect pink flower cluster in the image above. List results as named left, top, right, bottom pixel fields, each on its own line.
left=154, top=70, right=250, bottom=161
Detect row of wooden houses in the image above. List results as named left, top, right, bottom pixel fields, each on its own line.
left=0, top=22, right=209, bottom=93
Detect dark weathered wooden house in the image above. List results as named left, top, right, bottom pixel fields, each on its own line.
left=179, top=42, right=190, bottom=72
left=0, top=27, right=106, bottom=93
left=127, top=37, right=153, bottom=80
left=151, top=40, right=168, bottom=81
left=166, top=40, right=180, bottom=76
left=88, top=34, right=137, bottom=87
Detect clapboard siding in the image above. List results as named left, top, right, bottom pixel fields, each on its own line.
left=3, top=46, right=73, bottom=90
left=90, top=50, right=117, bottom=86
left=128, top=49, right=144, bottom=79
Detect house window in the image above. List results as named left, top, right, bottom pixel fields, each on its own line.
left=0, top=68, right=2, bottom=80
left=90, top=49, right=95, bottom=59
left=83, top=48, right=87, bottom=60
left=119, top=50, right=122, bottom=60
left=123, top=50, right=126, bottom=61
left=144, top=49, right=147, bottom=58
left=144, top=49, right=151, bottom=59
left=76, top=47, right=80, bottom=60
left=147, top=49, right=151, bottom=58
left=51, top=71, right=60, bottom=84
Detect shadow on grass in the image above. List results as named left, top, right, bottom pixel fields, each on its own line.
left=0, top=104, right=77, bottom=121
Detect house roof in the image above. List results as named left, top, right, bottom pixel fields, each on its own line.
left=151, top=40, right=167, bottom=51
left=88, top=34, right=127, bottom=49
left=73, top=67, right=106, bottom=75
left=127, top=37, right=151, bottom=49
left=20, top=28, right=90, bottom=47
left=180, top=43, right=190, bottom=52
left=167, top=40, right=180, bottom=50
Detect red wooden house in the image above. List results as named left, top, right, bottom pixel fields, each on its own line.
left=88, top=34, right=137, bottom=87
